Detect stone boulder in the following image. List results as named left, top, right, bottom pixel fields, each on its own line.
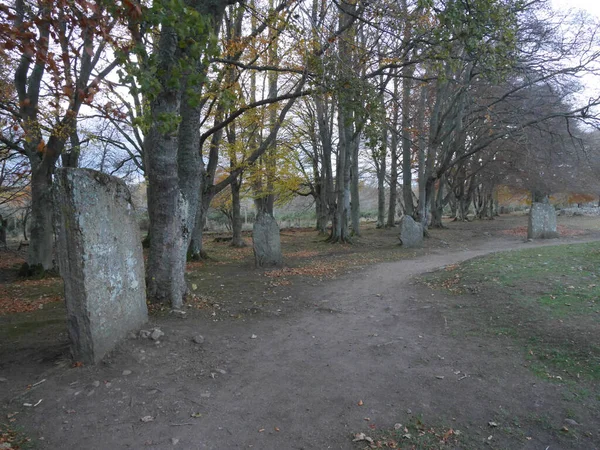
left=54, top=168, right=148, bottom=364
left=252, top=213, right=282, bottom=267
left=398, top=215, right=423, bottom=248
left=528, top=202, right=558, bottom=239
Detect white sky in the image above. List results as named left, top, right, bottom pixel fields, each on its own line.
left=552, top=0, right=600, bottom=17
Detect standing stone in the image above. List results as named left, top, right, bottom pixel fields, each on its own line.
left=252, top=213, right=282, bottom=267
left=398, top=215, right=423, bottom=248
left=528, top=202, right=558, bottom=239
left=54, top=168, right=147, bottom=364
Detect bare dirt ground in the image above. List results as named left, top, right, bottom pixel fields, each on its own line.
left=1, top=214, right=599, bottom=449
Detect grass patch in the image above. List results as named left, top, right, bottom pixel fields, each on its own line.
left=424, top=242, right=600, bottom=383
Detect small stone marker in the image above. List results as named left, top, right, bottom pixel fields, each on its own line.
left=398, top=215, right=423, bottom=248
left=527, top=202, right=558, bottom=239
left=54, top=168, right=148, bottom=364
left=252, top=213, right=282, bottom=267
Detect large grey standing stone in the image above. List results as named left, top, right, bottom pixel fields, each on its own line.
left=252, top=213, right=282, bottom=267
left=54, top=168, right=148, bottom=364
left=398, top=215, right=423, bottom=248
left=528, top=202, right=558, bottom=239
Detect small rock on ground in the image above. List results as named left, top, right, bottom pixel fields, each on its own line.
left=192, top=335, right=205, bottom=344
left=150, top=328, right=164, bottom=341
left=139, top=330, right=151, bottom=339
left=122, top=370, right=132, bottom=376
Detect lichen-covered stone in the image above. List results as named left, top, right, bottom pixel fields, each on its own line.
left=398, top=215, right=423, bottom=248
left=252, top=213, right=282, bottom=267
left=54, top=168, right=147, bottom=364
left=528, top=202, right=558, bottom=239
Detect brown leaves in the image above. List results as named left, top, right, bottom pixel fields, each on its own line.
left=0, top=292, right=62, bottom=316
left=0, top=423, right=31, bottom=449
left=263, top=264, right=337, bottom=279
left=499, top=225, right=586, bottom=237
left=0, top=266, right=63, bottom=316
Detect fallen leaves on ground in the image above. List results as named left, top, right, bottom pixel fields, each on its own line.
left=283, top=250, right=322, bottom=258
left=0, top=252, right=25, bottom=270
left=0, top=423, right=31, bottom=449
left=264, top=263, right=338, bottom=279
left=0, top=287, right=62, bottom=316
left=500, top=225, right=586, bottom=237
left=185, top=294, right=218, bottom=311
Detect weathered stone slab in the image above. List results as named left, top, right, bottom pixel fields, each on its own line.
left=528, top=202, right=558, bottom=239
left=54, top=168, right=147, bottom=364
left=252, top=213, right=282, bottom=267
left=398, top=215, right=423, bottom=248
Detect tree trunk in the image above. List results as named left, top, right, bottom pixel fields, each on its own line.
left=316, top=195, right=329, bottom=234
left=145, top=25, right=188, bottom=307
left=401, top=76, right=415, bottom=217
left=189, top=191, right=213, bottom=260
left=430, top=176, right=445, bottom=228
left=0, top=215, right=7, bottom=251
left=350, top=138, right=360, bottom=235
left=230, top=176, right=245, bottom=247
left=376, top=145, right=386, bottom=228
left=28, top=160, right=55, bottom=269
left=416, top=85, right=428, bottom=225
left=387, top=77, right=400, bottom=227
left=330, top=106, right=352, bottom=243
left=315, top=94, right=334, bottom=234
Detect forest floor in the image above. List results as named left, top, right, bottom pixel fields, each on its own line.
left=1, top=213, right=600, bottom=449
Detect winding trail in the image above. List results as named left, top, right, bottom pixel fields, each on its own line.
left=3, top=232, right=599, bottom=449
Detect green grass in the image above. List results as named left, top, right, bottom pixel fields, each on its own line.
left=425, top=242, right=600, bottom=383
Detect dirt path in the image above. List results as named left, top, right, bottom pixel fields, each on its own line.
left=2, top=231, right=599, bottom=449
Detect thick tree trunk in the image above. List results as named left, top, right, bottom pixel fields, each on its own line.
left=330, top=108, right=352, bottom=243
left=430, top=176, right=445, bottom=228
left=145, top=1, right=230, bottom=307
left=145, top=130, right=188, bottom=307
left=316, top=195, right=329, bottom=234
left=401, top=80, right=415, bottom=218
left=145, top=25, right=188, bottom=307
left=28, top=159, right=55, bottom=269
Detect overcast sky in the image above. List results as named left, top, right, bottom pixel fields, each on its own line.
left=551, top=0, right=600, bottom=17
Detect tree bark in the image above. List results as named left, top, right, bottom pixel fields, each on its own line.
left=387, top=77, right=400, bottom=227
left=350, top=137, right=360, bottom=235
left=27, top=159, right=55, bottom=269
left=430, top=176, right=445, bottom=228
left=230, top=175, right=245, bottom=247
left=401, top=73, right=415, bottom=217
left=315, top=94, right=335, bottom=234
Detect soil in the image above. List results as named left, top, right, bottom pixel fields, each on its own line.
left=1, top=214, right=599, bottom=450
